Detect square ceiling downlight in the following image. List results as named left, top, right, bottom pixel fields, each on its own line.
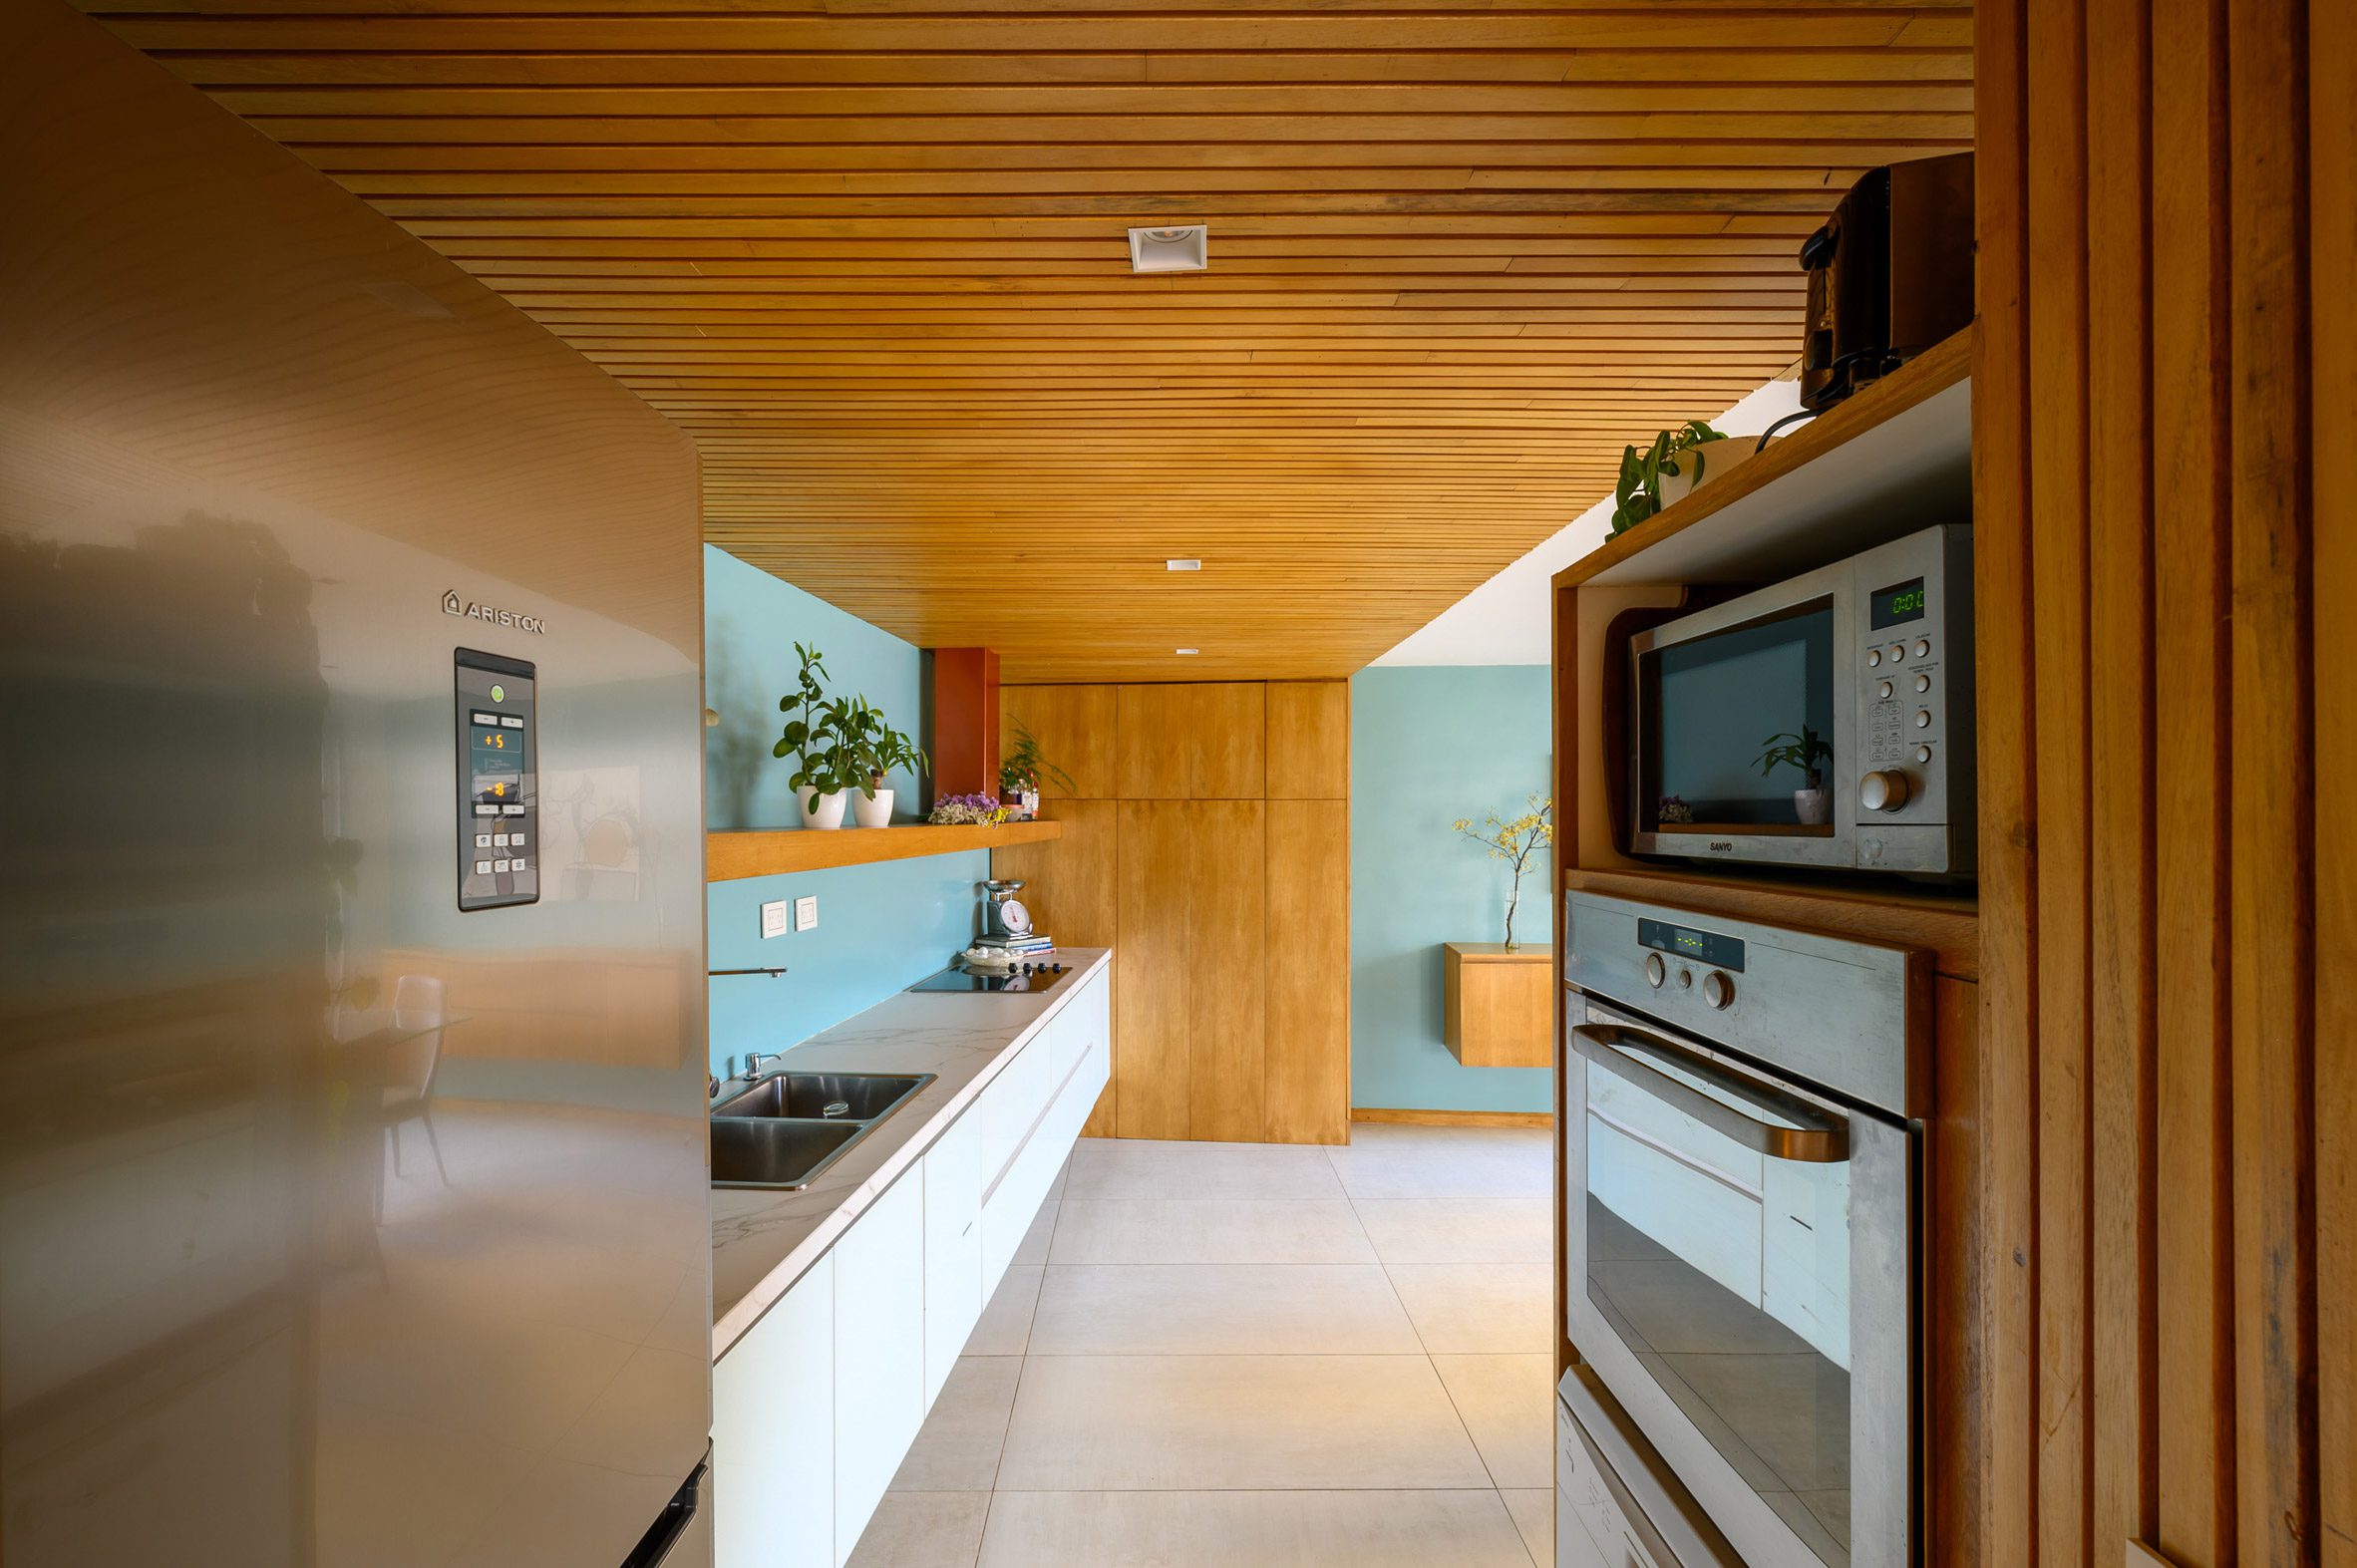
left=1128, top=225, right=1208, bottom=273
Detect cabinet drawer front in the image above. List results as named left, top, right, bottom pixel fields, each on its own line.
left=922, top=1115, right=984, bottom=1410
left=833, top=1176, right=925, bottom=1567
left=714, top=1254, right=835, bottom=1568
left=977, top=1031, right=1053, bottom=1197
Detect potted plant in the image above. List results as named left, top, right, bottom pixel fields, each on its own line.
left=772, top=643, right=851, bottom=830
left=998, top=720, right=1075, bottom=821
left=1756, top=726, right=1835, bottom=824
left=830, top=694, right=929, bottom=829
left=1608, top=419, right=1736, bottom=535
left=1452, top=794, right=1554, bottom=952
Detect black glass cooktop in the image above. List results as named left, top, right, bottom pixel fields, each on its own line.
left=908, top=963, right=1074, bottom=995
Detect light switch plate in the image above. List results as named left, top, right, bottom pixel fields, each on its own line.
left=795, top=895, right=819, bottom=932
left=760, top=899, right=789, bottom=939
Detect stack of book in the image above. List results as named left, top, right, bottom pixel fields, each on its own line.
left=973, top=931, right=1055, bottom=959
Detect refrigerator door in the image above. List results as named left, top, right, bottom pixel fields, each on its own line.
left=1, top=7, right=711, bottom=1566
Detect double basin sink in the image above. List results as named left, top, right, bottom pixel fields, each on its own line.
left=710, top=1070, right=937, bottom=1189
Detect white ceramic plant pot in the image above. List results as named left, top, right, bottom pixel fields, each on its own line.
left=1793, top=786, right=1832, bottom=825
left=1655, top=437, right=1745, bottom=509
left=852, top=785, right=894, bottom=829
left=798, top=785, right=847, bottom=830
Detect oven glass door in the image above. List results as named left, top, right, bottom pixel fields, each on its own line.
left=1573, top=1006, right=1865, bottom=1567
left=1637, top=597, right=1836, bottom=835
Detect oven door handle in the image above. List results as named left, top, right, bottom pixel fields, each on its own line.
left=1570, top=1022, right=1850, bottom=1163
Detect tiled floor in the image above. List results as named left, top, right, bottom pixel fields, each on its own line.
left=847, top=1122, right=1557, bottom=1568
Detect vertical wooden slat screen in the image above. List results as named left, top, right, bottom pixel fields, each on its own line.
left=1974, top=1, right=2336, bottom=1561
left=2314, top=13, right=2356, bottom=1565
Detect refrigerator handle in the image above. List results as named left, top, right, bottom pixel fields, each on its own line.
left=619, top=1456, right=708, bottom=1568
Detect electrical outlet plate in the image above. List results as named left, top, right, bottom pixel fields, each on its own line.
left=760, top=900, right=788, bottom=939
left=795, top=895, right=819, bottom=932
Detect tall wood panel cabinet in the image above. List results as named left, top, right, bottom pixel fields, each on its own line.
left=994, top=680, right=1350, bottom=1144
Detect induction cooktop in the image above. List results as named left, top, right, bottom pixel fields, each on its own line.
left=907, top=962, right=1074, bottom=995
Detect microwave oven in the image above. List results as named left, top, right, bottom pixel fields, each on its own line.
left=1627, top=523, right=1974, bottom=879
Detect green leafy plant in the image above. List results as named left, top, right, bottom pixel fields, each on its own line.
left=1451, top=794, right=1554, bottom=952
left=829, top=694, right=929, bottom=800
left=772, top=643, right=849, bottom=799
left=999, top=719, right=1076, bottom=798
left=1755, top=726, right=1834, bottom=790
left=1608, top=420, right=1729, bottom=536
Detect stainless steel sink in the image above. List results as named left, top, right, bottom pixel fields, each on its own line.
left=709, top=1070, right=937, bottom=1189
left=713, top=1072, right=928, bottom=1123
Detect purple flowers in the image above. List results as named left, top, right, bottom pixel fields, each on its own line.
left=928, top=791, right=1009, bottom=826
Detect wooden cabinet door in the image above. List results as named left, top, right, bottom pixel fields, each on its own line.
left=713, top=1253, right=834, bottom=1568
left=1264, top=799, right=1351, bottom=1142
left=1114, top=686, right=1191, bottom=798
left=1266, top=682, right=1349, bottom=799
left=1186, top=798, right=1267, bottom=1140
left=1114, top=799, right=1192, bottom=1138
left=832, top=1175, right=925, bottom=1567
left=1000, top=684, right=1115, bottom=800
left=1185, top=683, right=1267, bottom=798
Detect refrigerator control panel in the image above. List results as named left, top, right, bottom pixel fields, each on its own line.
left=454, top=648, right=539, bottom=910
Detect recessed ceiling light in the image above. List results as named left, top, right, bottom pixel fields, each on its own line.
left=1129, top=225, right=1208, bottom=273
left=1166, top=558, right=1201, bottom=571
left=1175, top=647, right=1199, bottom=656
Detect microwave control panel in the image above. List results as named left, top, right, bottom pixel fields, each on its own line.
left=1850, top=523, right=1974, bottom=860
left=454, top=648, right=539, bottom=911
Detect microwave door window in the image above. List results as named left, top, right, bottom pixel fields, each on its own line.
left=1582, top=1051, right=1855, bottom=1563
left=1644, top=603, right=1836, bottom=832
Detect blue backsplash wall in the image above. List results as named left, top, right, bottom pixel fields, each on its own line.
left=1349, top=664, right=1555, bottom=1113
left=704, top=544, right=984, bottom=1076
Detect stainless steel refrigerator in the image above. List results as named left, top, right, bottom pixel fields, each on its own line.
left=1, top=5, right=714, bottom=1564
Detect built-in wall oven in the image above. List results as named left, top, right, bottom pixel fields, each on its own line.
left=1559, top=891, right=1930, bottom=1568
left=1627, top=521, right=1973, bottom=880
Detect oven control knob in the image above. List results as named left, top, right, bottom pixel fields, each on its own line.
left=1644, top=953, right=1666, bottom=989
left=1859, top=770, right=1912, bottom=812
left=1703, top=971, right=1736, bottom=1010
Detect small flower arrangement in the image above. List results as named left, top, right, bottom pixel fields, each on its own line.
left=1452, top=794, right=1554, bottom=952
left=928, top=791, right=1010, bottom=826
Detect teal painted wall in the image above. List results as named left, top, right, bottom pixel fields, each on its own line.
left=704, top=545, right=984, bottom=1075
left=1349, top=665, right=1555, bottom=1112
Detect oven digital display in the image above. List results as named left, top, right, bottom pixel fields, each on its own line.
left=1637, top=917, right=1746, bottom=972
left=1869, top=576, right=1928, bottom=629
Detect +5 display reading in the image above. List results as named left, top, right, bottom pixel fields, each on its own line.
left=1870, top=576, right=1929, bottom=630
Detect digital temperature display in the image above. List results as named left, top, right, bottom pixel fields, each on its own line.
left=1870, top=576, right=1928, bottom=630
left=1637, top=917, right=1746, bottom=972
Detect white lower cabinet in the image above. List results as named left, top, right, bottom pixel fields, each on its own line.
left=831, top=1172, right=926, bottom=1566
left=714, top=965, right=1111, bottom=1568
left=713, top=1253, right=834, bottom=1568
left=921, top=1111, right=983, bottom=1409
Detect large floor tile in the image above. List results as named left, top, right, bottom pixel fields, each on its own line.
left=975, top=1489, right=1537, bottom=1568
left=890, top=1358, right=1022, bottom=1492
left=1501, top=1489, right=1552, bottom=1568
left=1387, top=1264, right=1553, bottom=1354
left=1353, top=1198, right=1551, bottom=1264
left=844, top=1490, right=990, bottom=1568
left=1010, top=1201, right=1058, bottom=1268
left=1065, top=1139, right=1346, bottom=1201
left=1433, top=1354, right=1555, bottom=1489
left=1327, top=1145, right=1552, bottom=1201
left=965, top=1266, right=1043, bottom=1357
left=994, top=1355, right=1492, bottom=1491
left=1345, top=1122, right=1551, bottom=1155
left=1028, top=1264, right=1420, bottom=1356
left=1048, top=1198, right=1374, bottom=1266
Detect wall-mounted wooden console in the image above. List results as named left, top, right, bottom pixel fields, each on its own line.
left=708, top=820, right=1061, bottom=881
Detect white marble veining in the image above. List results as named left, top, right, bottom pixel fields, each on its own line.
left=709, top=950, right=1110, bottom=1360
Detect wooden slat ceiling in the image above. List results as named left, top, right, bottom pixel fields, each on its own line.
left=88, top=0, right=1971, bottom=682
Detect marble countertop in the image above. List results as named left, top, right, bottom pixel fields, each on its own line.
left=709, top=948, right=1110, bottom=1360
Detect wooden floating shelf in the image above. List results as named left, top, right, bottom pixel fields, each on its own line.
left=708, top=820, right=1063, bottom=881
left=1556, top=326, right=1971, bottom=592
